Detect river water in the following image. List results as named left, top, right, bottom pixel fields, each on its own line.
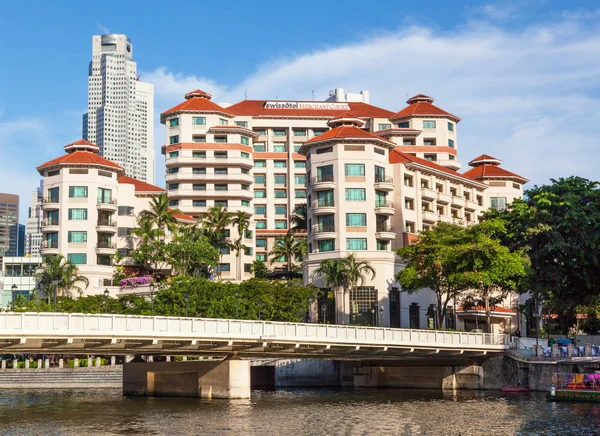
left=0, top=388, right=597, bottom=435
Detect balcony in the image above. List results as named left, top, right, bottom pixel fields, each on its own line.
left=312, top=224, right=336, bottom=240
left=310, top=175, right=335, bottom=191
left=451, top=196, right=466, bottom=208
left=374, top=176, right=394, bottom=191
left=41, top=219, right=59, bottom=232
left=96, top=241, right=117, bottom=254
left=374, top=201, right=394, bottom=215
left=97, top=199, right=118, bottom=211
left=438, top=159, right=462, bottom=171
left=375, top=225, right=396, bottom=240
left=311, top=199, right=336, bottom=215
left=166, top=156, right=253, bottom=168
left=168, top=188, right=254, bottom=200
left=41, top=240, right=59, bottom=254
left=437, top=192, right=451, bottom=204
left=421, top=188, right=437, bottom=200
left=97, top=219, right=117, bottom=232
left=422, top=210, right=439, bottom=223
left=41, top=197, right=60, bottom=210
left=465, top=199, right=480, bottom=211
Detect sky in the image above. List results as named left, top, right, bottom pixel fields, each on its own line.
left=1, top=0, right=600, bottom=222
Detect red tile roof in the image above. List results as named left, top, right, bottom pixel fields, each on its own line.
left=304, top=125, right=395, bottom=145
left=37, top=151, right=123, bottom=172
left=161, top=92, right=234, bottom=122
left=389, top=148, right=486, bottom=186
left=468, top=154, right=502, bottom=166
left=185, top=89, right=212, bottom=99
left=226, top=100, right=395, bottom=118
left=169, top=210, right=197, bottom=223
left=457, top=305, right=516, bottom=315
left=390, top=101, right=460, bottom=122
left=463, top=164, right=528, bottom=183
left=118, top=176, right=166, bottom=193
left=64, top=139, right=100, bottom=150
left=407, top=94, right=435, bottom=104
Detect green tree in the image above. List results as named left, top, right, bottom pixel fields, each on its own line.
left=232, top=211, right=250, bottom=280
left=166, top=235, right=219, bottom=277
left=269, top=232, right=304, bottom=271
left=202, top=205, right=233, bottom=278
left=35, top=255, right=89, bottom=307
left=251, top=260, right=269, bottom=278
left=485, top=176, right=600, bottom=333
left=138, top=193, right=180, bottom=241
left=341, top=253, right=375, bottom=325
left=290, top=203, right=308, bottom=233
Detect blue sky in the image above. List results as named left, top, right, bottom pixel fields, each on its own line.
left=1, top=0, right=600, bottom=222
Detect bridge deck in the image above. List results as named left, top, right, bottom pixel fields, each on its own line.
left=0, top=312, right=509, bottom=357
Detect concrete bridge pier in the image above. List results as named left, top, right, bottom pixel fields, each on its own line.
left=122, top=355, right=250, bottom=399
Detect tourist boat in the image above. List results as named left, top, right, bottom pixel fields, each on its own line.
left=548, top=373, right=600, bottom=402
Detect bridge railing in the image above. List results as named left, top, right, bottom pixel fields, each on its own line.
left=0, top=312, right=509, bottom=350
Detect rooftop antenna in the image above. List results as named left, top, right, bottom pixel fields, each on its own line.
left=312, top=90, right=315, bottom=101
left=244, top=89, right=247, bottom=100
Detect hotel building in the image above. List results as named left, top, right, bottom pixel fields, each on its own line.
left=160, top=90, right=527, bottom=330
left=0, top=193, right=19, bottom=264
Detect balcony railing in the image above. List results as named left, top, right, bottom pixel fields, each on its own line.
left=312, top=224, right=335, bottom=233
left=97, top=219, right=116, bottom=227
left=376, top=225, right=395, bottom=233
left=42, top=241, right=58, bottom=249
left=312, top=199, right=335, bottom=208
left=97, top=199, right=117, bottom=205
left=375, top=176, right=394, bottom=184
left=96, top=242, right=116, bottom=249
left=42, top=197, right=59, bottom=204
left=311, top=175, right=334, bottom=184
left=375, top=201, right=394, bottom=208
left=41, top=219, right=59, bottom=226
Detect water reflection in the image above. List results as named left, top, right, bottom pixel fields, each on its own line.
left=0, top=388, right=597, bottom=435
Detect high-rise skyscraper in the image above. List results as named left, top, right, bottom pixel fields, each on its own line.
left=25, top=180, right=43, bottom=256
left=0, top=193, right=19, bottom=263
left=83, top=34, right=155, bottom=183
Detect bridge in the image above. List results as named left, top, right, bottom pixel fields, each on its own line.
left=0, top=313, right=510, bottom=398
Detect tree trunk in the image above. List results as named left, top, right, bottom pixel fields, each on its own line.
left=485, top=296, right=492, bottom=334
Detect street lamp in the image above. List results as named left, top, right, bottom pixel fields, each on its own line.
left=257, top=300, right=263, bottom=320
left=379, top=305, right=384, bottom=327
left=185, top=294, right=190, bottom=317
left=11, top=284, right=17, bottom=311
left=104, top=289, right=109, bottom=314
left=234, top=290, right=239, bottom=319
left=307, top=297, right=314, bottom=323
left=321, top=303, right=327, bottom=324
left=51, top=279, right=59, bottom=312
left=149, top=283, right=155, bottom=316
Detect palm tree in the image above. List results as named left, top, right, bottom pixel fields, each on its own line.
left=311, top=259, right=346, bottom=324
left=132, top=216, right=164, bottom=246
left=35, top=255, right=89, bottom=309
left=290, top=203, right=308, bottom=233
left=231, top=211, right=250, bottom=281
left=269, top=232, right=305, bottom=272
left=342, top=253, right=376, bottom=325
left=139, top=193, right=180, bottom=241
left=202, top=205, right=233, bottom=278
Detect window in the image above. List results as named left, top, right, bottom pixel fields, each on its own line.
left=275, top=205, right=287, bottom=216
left=118, top=227, right=132, bottom=237
left=375, top=190, right=387, bottom=207
left=424, top=154, right=436, bottom=161
left=422, top=201, right=433, bottom=212
left=295, top=190, right=307, bottom=198
left=69, top=186, right=88, bottom=198
left=346, top=213, right=366, bottom=227
left=345, top=188, right=366, bottom=202
left=274, top=160, right=287, bottom=168
left=403, top=139, right=415, bottom=145
left=218, top=263, right=231, bottom=272
left=46, top=210, right=59, bottom=224
left=409, top=303, right=420, bottom=329
left=255, top=160, right=266, bottom=167
left=374, top=166, right=386, bottom=183
left=192, top=117, right=206, bottom=125
left=346, top=238, right=367, bottom=250
left=215, top=168, right=228, bottom=175
left=253, top=144, right=266, bottom=152
left=273, top=129, right=286, bottom=136
left=215, top=136, right=227, bottom=143
left=464, top=192, right=471, bottom=201
left=68, top=231, right=87, bottom=243
left=255, top=205, right=266, bottom=215
left=241, top=136, right=249, bottom=145
left=193, top=200, right=206, bottom=207
left=275, top=220, right=287, bottom=229
left=241, top=151, right=250, bottom=158
left=294, top=144, right=302, bottom=152
left=219, top=118, right=228, bottom=126
left=406, top=221, right=416, bottom=233
left=214, top=200, right=228, bottom=207
left=404, top=175, right=413, bottom=187
left=215, top=151, right=227, bottom=158
left=448, top=122, right=454, bottom=131
left=423, top=120, right=436, bottom=129
left=377, top=240, right=389, bottom=251
left=193, top=168, right=206, bottom=175
left=274, top=174, right=287, bottom=185
left=256, top=238, right=267, bottom=248
left=345, top=164, right=365, bottom=177
left=318, top=240, right=335, bottom=252
left=449, top=155, right=456, bottom=160
left=254, top=128, right=266, bottom=135
left=97, top=188, right=112, bottom=203
left=67, top=253, right=87, bottom=265
left=254, top=175, right=266, bottom=185
left=241, top=184, right=250, bottom=191
left=313, top=129, right=327, bottom=136
left=235, top=121, right=248, bottom=127
left=256, top=253, right=267, bottom=261
left=256, top=220, right=267, bottom=229
left=242, top=200, right=250, bottom=206
left=405, top=198, right=414, bottom=210
left=118, top=206, right=134, bottom=216
left=215, top=184, right=228, bottom=191
left=169, top=135, right=179, bottom=144
left=193, top=184, right=206, bottom=191
left=169, top=151, right=179, bottom=158
left=193, top=151, right=206, bottom=158
left=274, top=190, right=287, bottom=198
left=169, top=200, right=179, bottom=206
left=294, top=175, right=306, bottom=185
left=316, top=146, right=333, bottom=154
left=244, top=247, right=253, bottom=256
left=254, top=190, right=266, bottom=198
left=97, top=255, right=111, bottom=266
left=317, top=165, right=333, bottom=182
left=317, top=190, right=334, bottom=207
left=47, top=187, right=59, bottom=202
left=293, top=129, right=307, bottom=136
left=513, top=183, right=521, bottom=189
left=193, top=135, right=206, bottom=143
left=490, top=197, right=507, bottom=211
left=424, top=138, right=436, bottom=146
left=168, top=167, right=179, bottom=174
left=294, top=160, right=306, bottom=168
left=421, top=179, right=430, bottom=189
left=273, top=143, right=286, bottom=152
left=220, top=247, right=230, bottom=255
left=378, top=123, right=391, bottom=130
left=398, top=121, right=409, bottom=128
left=169, top=118, right=179, bottom=127
left=168, top=183, right=178, bottom=190
left=448, top=139, right=455, bottom=148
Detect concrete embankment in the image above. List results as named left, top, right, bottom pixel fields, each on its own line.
left=0, top=366, right=122, bottom=389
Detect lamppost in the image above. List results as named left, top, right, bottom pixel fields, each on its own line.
left=104, top=289, right=109, bottom=314
left=432, top=304, right=437, bottom=330
left=371, top=304, right=377, bottom=327
left=307, top=297, right=314, bottom=323
left=379, top=305, right=384, bottom=327
left=257, top=300, right=263, bottom=320
left=185, top=294, right=190, bottom=317
left=234, top=290, right=239, bottom=319
left=321, top=303, right=327, bottom=324
left=51, top=279, right=59, bottom=312
left=11, top=284, right=17, bottom=311
left=149, top=283, right=155, bottom=316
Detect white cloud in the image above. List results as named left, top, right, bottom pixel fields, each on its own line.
left=97, top=24, right=110, bottom=34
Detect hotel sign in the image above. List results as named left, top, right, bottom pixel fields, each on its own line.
left=264, top=101, right=351, bottom=110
